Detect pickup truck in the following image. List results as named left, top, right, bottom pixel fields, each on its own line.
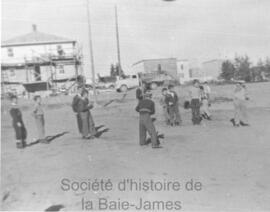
left=115, top=72, right=179, bottom=92
left=139, top=72, right=178, bottom=89
left=115, top=74, right=139, bottom=92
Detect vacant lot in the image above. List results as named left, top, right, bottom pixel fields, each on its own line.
left=1, top=82, right=270, bottom=211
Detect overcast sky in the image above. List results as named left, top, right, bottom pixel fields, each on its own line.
left=2, top=0, right=270, bottom=77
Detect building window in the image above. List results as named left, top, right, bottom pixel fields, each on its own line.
left=7, top=48, right=14, bottom=57
left=58, top=65, right=65, bottom=74
left=10, top=69, right=16, bottom=77
left=57, top=45, right=65, bottom=56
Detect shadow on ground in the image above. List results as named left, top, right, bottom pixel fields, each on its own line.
left=26, top=131, right=69, bottom=147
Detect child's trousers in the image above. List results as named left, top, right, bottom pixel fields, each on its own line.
left=35, top=115, right=45, bottom=140
left=234, top=99, right=248, bottom=124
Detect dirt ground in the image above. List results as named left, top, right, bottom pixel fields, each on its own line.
left=1, top=82, right=270, bottom=211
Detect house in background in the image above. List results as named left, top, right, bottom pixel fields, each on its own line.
left=176, top=59, right=191, bottom=84
left=201, top=59, right=224, bottom=81
left=132, top=58, right=178, bottom=79
left=132, top=58, right=195, bottom=84
left=130, top=57, right=225, bottom=85
left=1, top=25, right=82, bottom=96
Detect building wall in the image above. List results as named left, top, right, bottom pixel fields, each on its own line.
left=2, top=43, right=77, bottom=84
left=133, top=58, right=178, bottom=79
left=202, top=59, right=223, bottom=80
left=189, top=68, right=203, bottom=79
left=2, top=64, right=76, bottom=83
left=1, top=43, right=75, bottom=64
left=131, top=62, right=144, bottom=74
left=177, top=60, right=191, bottom=83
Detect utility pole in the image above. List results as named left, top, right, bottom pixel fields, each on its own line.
left=115, top=5, right=122, bottom=74
left=86, top=0, right=97, bottom=103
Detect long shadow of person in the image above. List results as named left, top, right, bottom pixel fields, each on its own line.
left=94, top=125, right=109, bottom=138
left=26, top=131, right=69, bottom=147
left=44, top=204, right=65, bottom=211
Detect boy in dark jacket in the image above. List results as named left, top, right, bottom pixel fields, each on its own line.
left=136, top=90, right=160, bottom=148
left=165, top=85, right=182, bottom=126
left=77, top=89, right=97, bottom=139
left=72, top=86, right=83, bottom=134
left=9, top=95, right=27, bottom=149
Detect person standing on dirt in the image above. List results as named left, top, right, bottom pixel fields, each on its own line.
left=203, top=81, right=211, bottom=100
left=165, top=84, right=182, bottom=126
left=160, top=87, right=170, bottom=125
left=135, top=90, right=161, bottom=148
left=136, top=81, right=146, bottom=101
left=230, top=82, right=249, bottom=127
left=32, top=95, right=48, bottom=143
left=77, top=89, right=97, bottom=139
left=199, top=86, right=211, bottom=120
left=9, top=95, right=27, bottom=149
left=72, top=86, right=83, bottom=135
left=189, top=79, right=202, bottom=125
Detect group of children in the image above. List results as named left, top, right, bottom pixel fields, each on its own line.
left=9, top=79, right=249, bottom=149
left=159, top=80, right=212, bottom=126
left=9, top=95, right=46, bottom=149
left=9, top=86, right=99, bottom=149
left=134, top=79, right=213, bottom=149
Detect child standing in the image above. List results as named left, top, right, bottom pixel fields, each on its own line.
left=9, top=95, right=27, bottom=149
left=166, top=85, right=182, bottom=126
left=199, top=86, right=211, bottom=120
left=189, top=80, right=202, bottom=125
left=135, top=90, right=160, bottom=148
left=160, top=88, right=170, bottom=125
left=33, top=95, right=47, bottom=143
left=230, top=82, right=249, bottom=127
left=72, top=86, right=83, bottom=135
left=78, top=89, right=97, bottom=139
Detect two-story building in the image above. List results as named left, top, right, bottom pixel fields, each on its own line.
left=1, top=25, right=82, bottom=96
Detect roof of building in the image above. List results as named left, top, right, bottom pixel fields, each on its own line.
left=1, top=25, right=76, bottom=47
left=132, top=57, right=177, bottom=66
left=202, top=59, right=224, bottom=64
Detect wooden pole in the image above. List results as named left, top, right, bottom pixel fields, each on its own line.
left=115, top=5, right=122, bottom=74
left=86, top=0, right=97, bottom=103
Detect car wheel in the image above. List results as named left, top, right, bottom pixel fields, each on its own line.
left=120, top=85, right=128, bottom=92
left=150, top=82, right=158, bottom=90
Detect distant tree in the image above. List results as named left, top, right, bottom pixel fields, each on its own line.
left=110, top=64, right=116, bottom=77
left=251, top=59, right=265, bottom=81
left=220, top=60, right=235, bottom=81
left=115, top=63, right=124, bottom=77
left=234, top=55, right=252, bottom=82
left=264, top=57, right=270, bottom=78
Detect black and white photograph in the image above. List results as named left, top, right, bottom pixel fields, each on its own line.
left=1, top=0, right=270, bottom=211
